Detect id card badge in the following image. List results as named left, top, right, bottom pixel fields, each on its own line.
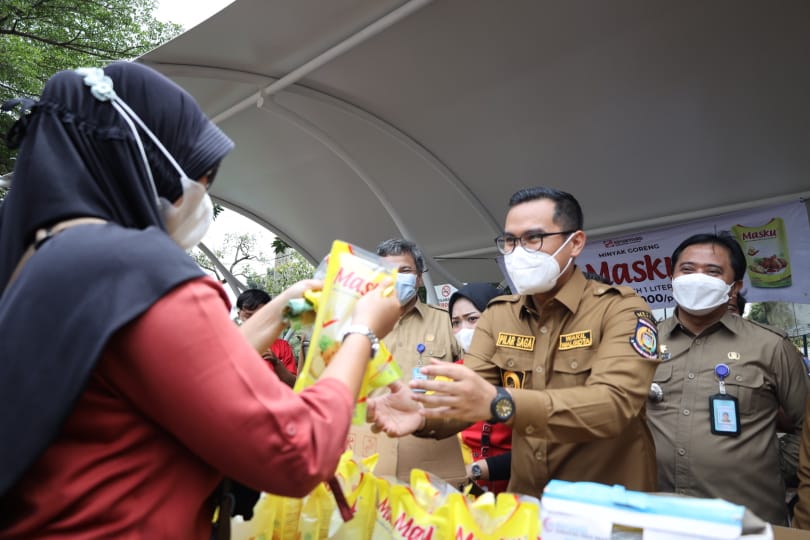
left=411, top=366, right=428, bottom=393
left=412, top=343, right=428, bottom=393
left=709, top=393, right=741, bottom=436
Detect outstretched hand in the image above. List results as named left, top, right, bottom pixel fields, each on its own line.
left=367, top=380, right=425, bottom=437
left=408, top=360, right=498, bottom=424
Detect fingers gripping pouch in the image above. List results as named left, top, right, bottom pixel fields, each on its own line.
left=293, top=240, right=402, bottom=425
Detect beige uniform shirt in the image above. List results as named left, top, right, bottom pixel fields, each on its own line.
left=420, top=269, right=661, bottom=496
left=382, top=300, right=461, bottom=379
left=647, top=312, right=808, bottom=525
left=380, top=300, right=463, bottom=483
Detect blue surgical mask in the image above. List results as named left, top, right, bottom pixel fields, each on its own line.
left=395, top=273, right=418, bottom=305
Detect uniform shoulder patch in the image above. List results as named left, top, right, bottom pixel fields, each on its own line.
left=591, top=283, right=639, bottom=298
left=424, top=303, right=449, bottom=314
left=592, top=285, right=618, bottom=296
left=745, top=319, right=788, bottom=338
left=629, top=316, right=658, bottom=359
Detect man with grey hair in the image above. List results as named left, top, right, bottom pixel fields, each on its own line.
left=375, top=238, right=461, bottom=377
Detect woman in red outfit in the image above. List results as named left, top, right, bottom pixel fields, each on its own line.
left=449, top=283, right=513, bottom=494
left=0, top=62, right=401, bottom=539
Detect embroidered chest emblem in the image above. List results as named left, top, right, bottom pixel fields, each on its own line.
left=559, top=330, right=593, bottom=350
left=496, top=332, right=535, bottom=351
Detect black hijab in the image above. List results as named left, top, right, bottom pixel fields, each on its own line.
left=448, top=282, right=504, bottom=317
left=0, top=61, right=234, bottom=494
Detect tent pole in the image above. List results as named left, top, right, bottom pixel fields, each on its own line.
left=212, top=0, right=433, bottom=125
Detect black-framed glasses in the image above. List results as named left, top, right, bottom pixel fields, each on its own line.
left=494, top=229, right=576, bottom=255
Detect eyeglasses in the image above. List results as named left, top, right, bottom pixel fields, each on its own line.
left=494, top=229, right=576, bottom=255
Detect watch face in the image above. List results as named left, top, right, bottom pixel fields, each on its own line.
left=495, top=397, right=514, bottom=419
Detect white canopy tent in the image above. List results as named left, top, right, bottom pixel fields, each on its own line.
left=139, top=0, right=810, bottom=294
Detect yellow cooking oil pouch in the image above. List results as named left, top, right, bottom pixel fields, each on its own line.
left=378, top=483, right=450, bottom=540
left=330, top=462, right=381, bottom=539
left=247, top=492, right=275, bottom=540
left=376, top=469, right=455, bottom=539
left=294, top=240, right=402, bottom=425
left=246, top=491, right=301, bottom=540
left=297, top=482, right=333, bottom=540
left=371, top=474, right=400, bottom=540
left=732, top=217, right=792, bottom=288
left=447, top=490, right=541, bottom=540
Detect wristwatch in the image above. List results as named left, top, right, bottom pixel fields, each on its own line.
left=341, top=324, right=380, bottom=358
left=471, top=463, right=483, bottom=481
left=488, top=386, right=515, bottom=424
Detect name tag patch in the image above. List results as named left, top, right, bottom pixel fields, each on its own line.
left=496, top=332, right=535, bottom=351
left=559, top=330, right=592, bottom=351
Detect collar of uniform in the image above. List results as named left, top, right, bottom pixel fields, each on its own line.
left=669, top=307, right=740, bottom=338
left=402, top=299, right=429, bottom=321
left=517, top=266, right=586, bottom=319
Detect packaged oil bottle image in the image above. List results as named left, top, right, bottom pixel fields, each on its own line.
left=731, top=217, right=792, bottom=288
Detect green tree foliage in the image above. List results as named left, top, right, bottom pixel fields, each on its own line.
left=0, top=0, right=182, bottom=176
left=746, top=301, right=807, bottom=353
left=747, top=301, right=768, bottom=325
left=193, top=227, right=315, bottom=300
left=250, top=251, right=315, bottom=297
left=193, top=231, right=269, bottom=295
left=271, top=237, right=291, bottom=256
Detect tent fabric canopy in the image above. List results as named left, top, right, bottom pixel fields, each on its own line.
left=139, top=0, right=810, bottom=289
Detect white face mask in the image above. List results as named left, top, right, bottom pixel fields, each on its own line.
left=76, top=67, right=215, bottom=251
left=159, top=176, right=214, bottom=251
left=505, top=233, right=575, bottom=295
left=455, top=327, right=475, bottom=352
left=672, top=273, right=732, bottom=316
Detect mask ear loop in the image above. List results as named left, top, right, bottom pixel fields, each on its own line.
left=551, top=232, right=576, bottom=279
left=109, top=101, right=161, bottom=205
left=112, top=98, right=190, bottom=182
left=75, top=67, right=190, bottom=207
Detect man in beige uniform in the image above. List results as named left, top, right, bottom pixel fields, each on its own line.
left=373, top=238, right=463, bottom=483
left=646, top=233, right=808, bottom=525
left=375, top=239, right=461, bottom=376
left=369, top=187, right=661, bottom=496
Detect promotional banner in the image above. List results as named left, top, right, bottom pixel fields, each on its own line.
left=577, top=201, right=810, bottom=309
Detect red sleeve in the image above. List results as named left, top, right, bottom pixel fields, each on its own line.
left=104, top=277, right=354, bottom=497
left=271, top=339, right=298, bottom=375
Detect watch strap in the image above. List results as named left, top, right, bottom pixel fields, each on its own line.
left=341, top=324, right=380, bottom=358
left=488, top=386, right=515, bottom=424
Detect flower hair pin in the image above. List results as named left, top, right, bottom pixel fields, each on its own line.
left=75, top=67, right=117, bottom=102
